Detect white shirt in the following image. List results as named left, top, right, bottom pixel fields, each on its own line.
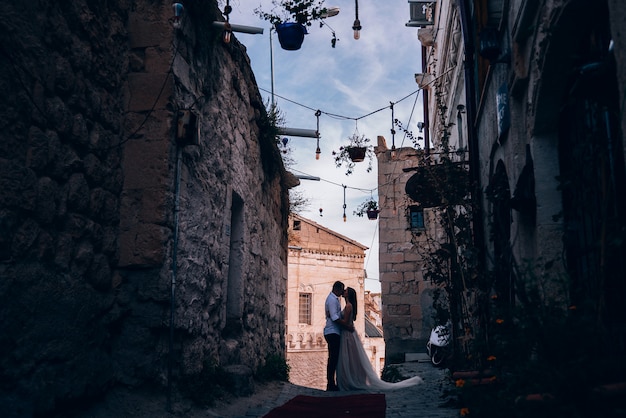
left=324, top=291, right=342, bottom=335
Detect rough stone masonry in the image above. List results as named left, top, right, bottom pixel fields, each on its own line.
left=0, top=1, right=290, bottom=416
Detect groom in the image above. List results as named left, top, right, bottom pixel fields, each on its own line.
left=323, top=281, right=353, bottom=391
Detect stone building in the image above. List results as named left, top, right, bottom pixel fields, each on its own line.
left=286, top=214, right=373, bottom=390
left=377, top=0, right=470, bottom=363
left=406, top=0, right=626, bottom=377
left=379, top=0, right=626, bottom=369
left=473, top=0, right=626, bottom=357
left=377, top=3, right=469, bottom=359
left=0, top=1, right=290, bottom=416
left=375, top=137, right=432, bottom=362
left=363, top=291, right=386, bottom=374
left=375, top=5, right=471, bottom=368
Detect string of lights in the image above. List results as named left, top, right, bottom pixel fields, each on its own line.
left=287, top=85, right=422, bottom=196
left=259, top=64, right=456, bottom=128
left=287, top=85, right=421, bottom=275
left=258, top=86, right=420, bottom=122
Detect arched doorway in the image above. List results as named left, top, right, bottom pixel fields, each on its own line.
left=487, top=160, right=514, bottom=318
left=557, top=1, right=626, bottom=327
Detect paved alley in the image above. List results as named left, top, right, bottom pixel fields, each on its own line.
left=238, top=357, right=459, bottom=418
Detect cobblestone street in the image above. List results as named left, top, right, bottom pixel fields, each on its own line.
left=233, top=357, right=459, bottom=418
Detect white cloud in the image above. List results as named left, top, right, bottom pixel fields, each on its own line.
left=226, top=1, right=423, bottom=292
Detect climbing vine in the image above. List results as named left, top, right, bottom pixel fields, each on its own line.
left=395, top=67, right=488, bottom=371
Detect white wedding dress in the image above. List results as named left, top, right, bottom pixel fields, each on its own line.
left=336, top=312, right=423, bottom=391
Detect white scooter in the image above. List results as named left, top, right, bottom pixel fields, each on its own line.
left=426, top=321, right=451, bottom=366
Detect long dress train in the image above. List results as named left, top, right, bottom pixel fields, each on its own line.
left=336, top=325, right=423, bottom=391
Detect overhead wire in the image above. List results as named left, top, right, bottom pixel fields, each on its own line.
left=258, top=86, right=420, bottom=122
left=286, top=85, right=423, bottom=194
left=290, top=168, right=375, bottom=193
left=258, top=39, right=457, bottom=288
left=280, top=72, right=426, bottom=289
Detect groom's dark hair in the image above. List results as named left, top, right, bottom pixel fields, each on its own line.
left=332, top=281, right=345, bottom=292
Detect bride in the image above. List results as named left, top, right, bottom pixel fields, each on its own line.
left=336, top=287, right=423, bottom=391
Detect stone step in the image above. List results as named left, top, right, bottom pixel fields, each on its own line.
left=405, top=352, right=430, bottom=362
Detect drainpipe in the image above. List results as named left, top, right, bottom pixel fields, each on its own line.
left=167, top=146, right=182, bottom=410
left=456, top=0, right=486, bottom=262
left=422, top=45, right=431, bottom=154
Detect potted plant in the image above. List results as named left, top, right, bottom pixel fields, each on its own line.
left=354, top=198, right=380, bottom=220
left=255, top=0, right=329, bottom=50
left=332, top=133, right=374, bottom=175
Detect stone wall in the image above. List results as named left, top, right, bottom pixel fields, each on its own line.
left=609, top=0, right=626, bottom=161
left=375, top=137, right=437, bottom=362
left=474, top=0, right=626, bottom=301
left=0, top=1, right=289, bottom=416
left=161, top=0, right=288, bottom=384
left=363, top=292, right=386, bottom=373
left=0, top=2, right=130, bottom=415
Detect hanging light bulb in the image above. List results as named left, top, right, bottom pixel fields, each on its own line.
left=315, top=110, right=322, bottom=160
left=223, top=0, right=232, bottom=42
left=223, top=22, right=232, bottom=44
left=352, top=0, right=361, bottom=40
left=352, top=19, right=361, bottom=40
left=390, top=102, right=396, bottom=158
left=342, top=185, right=347, bottom=222
left=319, top=208, right=323, bottom=217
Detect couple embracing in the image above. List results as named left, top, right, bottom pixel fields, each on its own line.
left=324, top=281, right=423, bottom=392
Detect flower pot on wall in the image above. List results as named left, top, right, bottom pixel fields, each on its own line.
left=346, top=146, right=367, bottom=162
left=275, top=22, right=306, bottom=50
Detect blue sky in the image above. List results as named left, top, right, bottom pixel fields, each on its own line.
left=223, top=1, right=424, bottom=292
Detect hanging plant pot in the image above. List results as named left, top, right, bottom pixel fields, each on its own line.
left=366, top=209, right=380, bottom=220
left=275, top=22, right=307, bottom=51
left=332, top=135, right=373, bottom=175
left=346, top=146, right=367, bottom=162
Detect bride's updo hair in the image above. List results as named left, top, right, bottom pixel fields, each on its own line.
left=347, top=287, right=357, bottom=320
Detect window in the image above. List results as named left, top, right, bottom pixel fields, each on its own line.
left=409, top=206, right=425, bottom=229
left=299, top=293, right=312, bottom=324
left=293, top=220, right=301, bottom=230
left=225, top=192, right=244, bottom=336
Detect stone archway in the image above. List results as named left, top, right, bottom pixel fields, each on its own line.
left=487, top=160, right=514, bottom=316
left=531, top=0, right=626, bottom=326
left=557, top=26, right=626, bottom=324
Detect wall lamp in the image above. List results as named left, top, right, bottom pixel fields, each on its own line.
left=277, top=127, right=319, bottom=138
left=214, top=1, right=264, bottom=44
left=212, top=22, right=265, bottom=36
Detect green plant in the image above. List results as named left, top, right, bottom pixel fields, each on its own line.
left=446, top=258, right=626, bottom=417
left=380, top=364, right=408, bottom=383
left=354, top=198, right=378, bottom=217
left=332, top=134, right=374, bottom=176
left=254, top=0, right=328, bottom=26
left=257, top=102, right=286, bottom=179
left=256, top=354, right=290, bottom=382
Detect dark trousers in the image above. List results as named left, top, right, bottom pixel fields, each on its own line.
left=324, top=333, right=341, bottom=388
